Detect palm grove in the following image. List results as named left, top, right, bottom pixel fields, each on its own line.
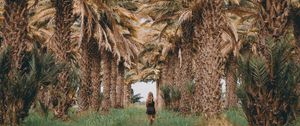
left=0, top=0, right=300, bottom=126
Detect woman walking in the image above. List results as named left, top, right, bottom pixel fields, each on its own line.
left=146, top=92, right=156, bottom=125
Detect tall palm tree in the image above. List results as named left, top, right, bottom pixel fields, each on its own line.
left=51, top=0, right=76, bottom=119
left=192, top=0, right=227, bottom=117
left=111, top=57, right=118, bottom=108
left=102, top=51, right=112, bottom=111
left=78, top=0, right=93, bottom=111
left=178, top=19, right=194, bottom=114
left=116, top=61, right=125, bottom=108
left=225, top=54, right=238, bottom=108
left=292, top=9, right=300, bottom=44
left=1, top=0, right=29, bottom=124
left=123, top=83, right=132, bottom=107
left=90, top=45, right=101, bottom=111
left=1, top=1, right=63, bottom=125
left=2, top=0, right=29, bottom=71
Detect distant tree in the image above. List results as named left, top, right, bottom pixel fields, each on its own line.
left=130, top=88, right=143, bottom=103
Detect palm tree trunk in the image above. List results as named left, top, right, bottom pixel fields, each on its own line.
left=157, top=60, right=169, bottom=109
left=2, top=0, right=28, bottom=70
left=193, top=0, right=226, bottom=118
left=110, top=57, right=117, bottom=108
left=292, top=10, right=300, bottom=65
left=293, top=10, right=300, bottom=45
left=78, top=42, right=92, bottom=111
left=116, top=62, right=125, bottom=108
left=179, top=19, right=194, bottom=114
left=1, top=0, right=29, bottom=125
left=102, top=51, right=111, bottom=111
left=78, top=1, right=98, bottom=111
left=51, top=0, right=75, bottom=119
left=225, top=55, right=238, bottom=108
left=173, top=52, right=181, bottom=111
left=178, top=43, right=193, bottom=114
left=256, top=0, right=290, bottom=56
left=157, top=77, right=164, bottom=109
left=123, top=84, right=131, bottom=107
left=90, top=46, right=101, bottom=111
left=166, top=54, right=176, bottom=109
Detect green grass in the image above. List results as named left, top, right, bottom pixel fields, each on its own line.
left=224, top=108, right=248, bottom=126
left=22, top=111, right=66, bottom=126
left=24, top=105, right=300, bottom=126
left=23, top=106, right=200, bottom=126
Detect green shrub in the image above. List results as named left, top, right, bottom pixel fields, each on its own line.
left=0, top=45, right=63, bottom=125
left=237, top=37, right=300, bottom=125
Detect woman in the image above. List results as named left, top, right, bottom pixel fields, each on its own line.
left=146, top=92, right=156, bottom=125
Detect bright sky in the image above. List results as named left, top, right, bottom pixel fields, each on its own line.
left=132, top=81, right=156, bottom=102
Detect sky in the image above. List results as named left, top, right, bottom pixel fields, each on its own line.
left=132, top=81, right=156, bottom=102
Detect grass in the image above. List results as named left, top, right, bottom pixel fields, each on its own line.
left=224, top=108, right=248, bottom=126
left=23, top=105, right=200, bottom=126
left=23, top=105, right=300, bottom=126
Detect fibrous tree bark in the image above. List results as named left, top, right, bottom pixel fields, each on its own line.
left=179, top=19, right=194, bottom=114
left=225, top=55, right=238, bottom=108
left=78, top=11, right=93, bottom=111
left=193, top=0, right=226, bottom=117
left=90, top=43, right=101, bottom=111
left=110, top=57, right=117, bottom=108
left=123, top=83, right=131, bottom=107
left=116, top=62, right=125, bottom=108
left=51, top=0, right=76, bottom=119
left=1, top=0, right=29, bottom=125
left=102, top=51, right=111, bottom=111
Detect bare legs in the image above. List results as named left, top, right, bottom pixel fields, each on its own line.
left=148, top=115, right=155, bottom=125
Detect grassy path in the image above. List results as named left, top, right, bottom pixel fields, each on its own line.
left=23, top=105, right=300, bottom=126
left=23, top=106, right=199, bottom=126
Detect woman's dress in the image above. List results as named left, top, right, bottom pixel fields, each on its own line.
left=146, top=101, right=156, bottom=115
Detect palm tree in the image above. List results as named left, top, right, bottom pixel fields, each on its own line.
left=192, top=0, right=227, bottom=117
left=225, top=54, right=238, bottom=108
left=0, top=46, right=63, bottom=126
left=292, top=9, right=300, bottom=44
left=102, top=51, right=112, bottom=111
left=2, top=0, right=29, bottom=71
left=51, top=0, right=77, bottom=119
left=237, top=38, right=299, bottom=126
left=254, top=0, right=291, bottom=56
left=116, top=61, right=125, bottom=108
left=123, top=83, right=132, bottom=107
left=90, top=45, right=101, bottom=111
left=111, top=57, right=118, bottom=108
left=1, top=1, right=63, bottom=123
left=178, top=19, right=194, bottom=114
left=1, top=1, right=27, bottom=124
left=78, top=0, right=94, bottom=111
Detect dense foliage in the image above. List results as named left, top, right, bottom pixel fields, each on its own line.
left=237, top=38, right=300, bottom=126
left=0, top=45, right=62, bottom=125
